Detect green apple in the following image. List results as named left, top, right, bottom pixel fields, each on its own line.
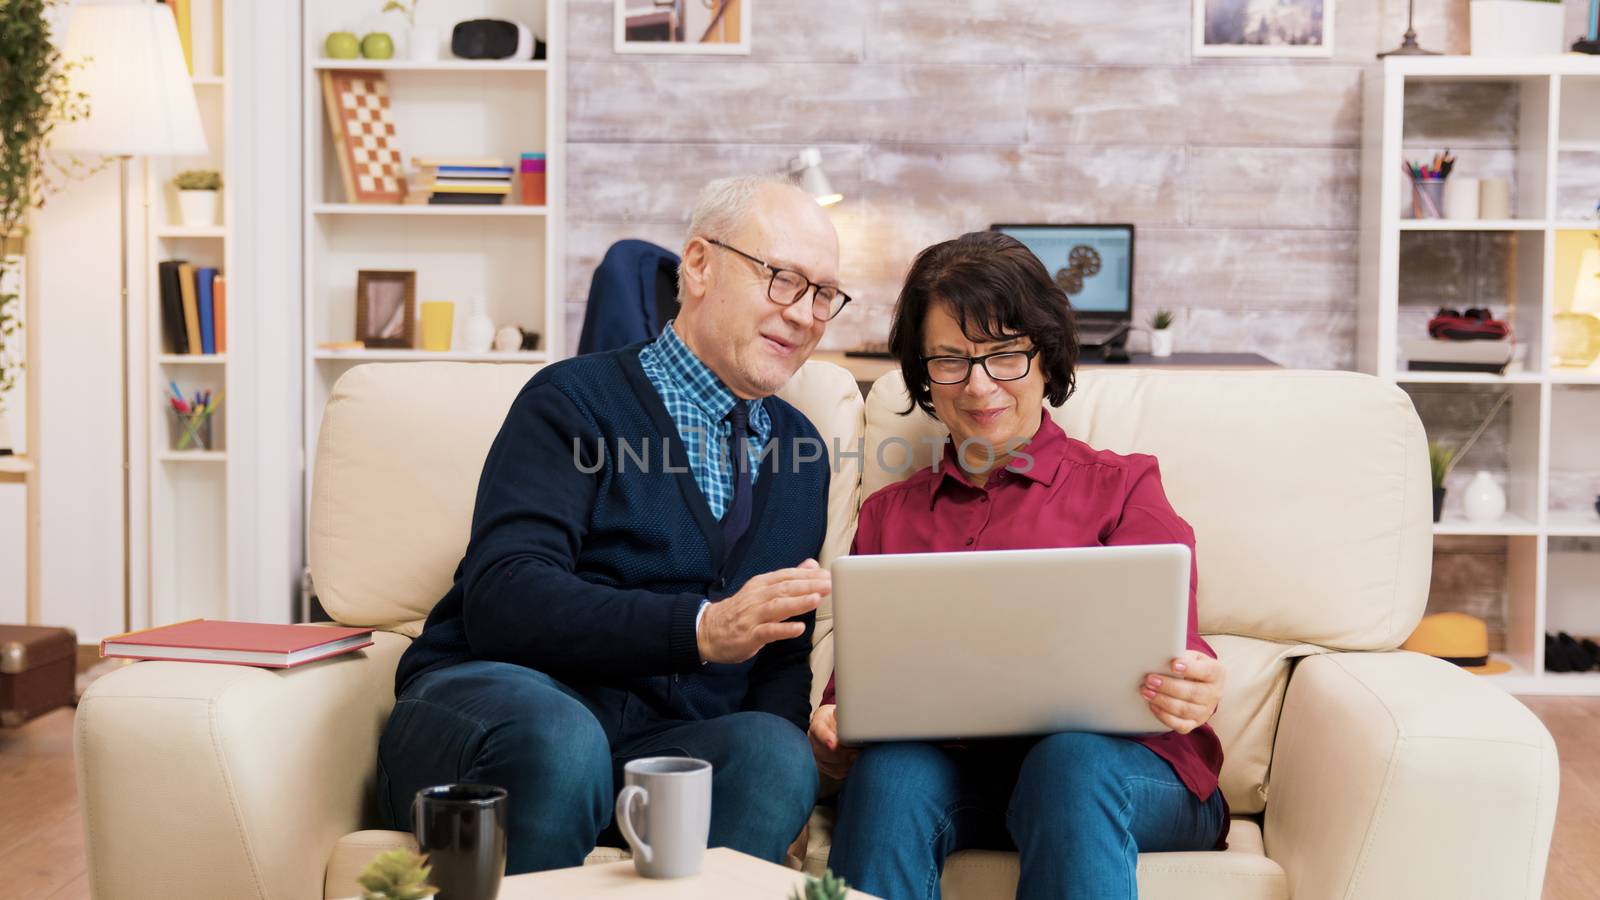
left=361, top=32, right=395, bottom=59
left=324, top=31, right=360, bottom=59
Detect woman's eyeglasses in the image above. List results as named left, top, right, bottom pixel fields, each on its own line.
left=921, top=348, right=1040, bottom=385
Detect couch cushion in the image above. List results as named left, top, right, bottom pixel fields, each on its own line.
left=861, top=369, right=1431, bottom=651
left=310, top=359, right=864, bottom=632
left=802, top=807, right=1284, bottom=900
left=311, top=363, right=543, bottom=630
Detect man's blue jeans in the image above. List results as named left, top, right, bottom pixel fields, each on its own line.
left=376, top=660, right=817, bottom=874
left=827, top=733, right=1227, bottom=900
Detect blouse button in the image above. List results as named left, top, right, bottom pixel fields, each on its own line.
left=979, top=495, right=988, bottom=503
left=965, top=537, right=975, bottom=546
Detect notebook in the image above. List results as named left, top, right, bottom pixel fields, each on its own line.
left=100, top=619, right=375, bottom=668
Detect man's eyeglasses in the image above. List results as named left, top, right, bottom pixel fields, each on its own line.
left=704, top=237, right=852, bottom=322
left=921, top=348, right=1041, bottom=385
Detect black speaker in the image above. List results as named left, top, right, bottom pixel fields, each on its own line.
left=451, top=19, right=546, bottom=60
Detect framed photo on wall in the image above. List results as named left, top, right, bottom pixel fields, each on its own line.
left=615, top=0, right=750, bottom=55
left=354, top=270, right=416, bottom=349
left=1193, top=0, right=1333, bottom=58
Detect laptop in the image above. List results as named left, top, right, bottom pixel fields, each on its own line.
left=990, top=224, right=1136, bottom=348
left=831, top=544, right=1189, bottom=742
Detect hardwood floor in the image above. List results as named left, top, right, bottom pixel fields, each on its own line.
left=3, top=698, right=1598, bottom=898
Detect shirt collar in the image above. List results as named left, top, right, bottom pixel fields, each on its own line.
left=650, top=321, right=763, bottom=424
left=928, top=410, right=1068, bottom=506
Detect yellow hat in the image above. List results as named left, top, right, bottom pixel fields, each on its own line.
left=1402, top=612, right=1511, bottom=675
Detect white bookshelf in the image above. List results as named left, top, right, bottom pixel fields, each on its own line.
left=141, top=0, right=234, bottom=629
left=300, top=0, right=566, bottom=615
left=1359, top=56, right=1600, bottom=695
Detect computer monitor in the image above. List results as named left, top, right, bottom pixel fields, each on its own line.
left=989, top=224, right=1135, bottom=330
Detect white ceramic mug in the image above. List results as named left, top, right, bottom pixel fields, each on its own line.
left=1443, top=177, right=1480, bottom=219
left=614, top=757, right=712, bottom=879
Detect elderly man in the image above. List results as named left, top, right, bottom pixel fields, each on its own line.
left=378, top=175, right=849, bottom=873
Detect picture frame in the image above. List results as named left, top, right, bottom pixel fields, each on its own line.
left=615, top=0, right=750, bottom=55
left=1193, top=0, right=1333, bottom=58
left=354, top=270, right=416, bottom=349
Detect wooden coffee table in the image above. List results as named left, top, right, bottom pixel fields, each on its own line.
left=495, top=847, right=880, bottom=898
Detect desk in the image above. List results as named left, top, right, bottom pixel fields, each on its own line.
left=811, top=350, right=1281, bottom=396
left=488, top=848, right=881, bottom=899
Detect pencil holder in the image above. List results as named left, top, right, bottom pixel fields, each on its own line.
left=1411, top=178, right=1446, bottom=219
left=168, top=407, right=214, bottom=451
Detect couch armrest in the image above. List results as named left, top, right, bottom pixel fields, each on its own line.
left=1264, top=651, right=1557, bottom=900
left=74, top=631, right=409, bottom=900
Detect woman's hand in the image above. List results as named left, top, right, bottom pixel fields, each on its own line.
left=1141, top=650, right=1225, bottom=734
left=808, top=703, right=859, bottom=781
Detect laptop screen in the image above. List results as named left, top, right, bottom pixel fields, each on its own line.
left=990, top=224, right=1135, bottom=321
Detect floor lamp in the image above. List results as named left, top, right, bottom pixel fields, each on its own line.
left=52, top=5, right=207, bottom=632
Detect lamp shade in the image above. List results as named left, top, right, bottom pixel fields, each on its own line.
left=52, top=4, right=206, bottom=156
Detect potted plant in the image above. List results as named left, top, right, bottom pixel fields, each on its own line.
left=790, top=869, right=850, bottom=900
left=1470, top=0, right=1566, bottom=56
left=0, top=0, right=91, bottom=456
left=173, top=169, right=222, bottom=227
left=357, top=848, right=436, bottom=900
left=1428, top=441, right=1456, bottom=523
left=382, top=0, right=435, bottom=61
left=1148, top=308, right=1176, bottom=358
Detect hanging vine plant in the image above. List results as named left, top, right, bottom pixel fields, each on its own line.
left=0, top=0, right=92, bottom=409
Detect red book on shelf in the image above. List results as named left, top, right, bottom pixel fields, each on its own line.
left=100, top=619, right=375, bottom=669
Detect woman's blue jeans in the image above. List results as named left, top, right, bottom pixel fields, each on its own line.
left=827, top=732, right=1226, bottom=900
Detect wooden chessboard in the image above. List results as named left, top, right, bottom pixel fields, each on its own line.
left=320, top=70, right=404, bottom=204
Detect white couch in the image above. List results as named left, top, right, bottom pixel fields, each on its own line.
left=75, top=360, right=1559, bottom=899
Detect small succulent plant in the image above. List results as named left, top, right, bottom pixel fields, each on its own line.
left=1149, top=308, right=1176, bottom=331
left=1428, top=441, right=1457, bottom=491
left=173, top=169, right=221, bottom=191
left=357, top=848, right=436, bottom=900
left=790, top=869, right=850, bottom=900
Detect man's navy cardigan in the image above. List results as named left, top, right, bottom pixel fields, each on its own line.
left=394, top=345, right=829, bottom=734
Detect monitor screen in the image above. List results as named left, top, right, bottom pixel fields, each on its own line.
left=990, top=224, right=1134, bottom=318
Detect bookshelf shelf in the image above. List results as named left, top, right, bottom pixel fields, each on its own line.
left=159, top=354, right=227, bottom=365
left=155, top=225, right=226, bottom=239
left=314, top=349, right=550, bottom=363
left=0, top=456, right=33, bottom=476
left=1360, top=56, right=1600, bottom=695
left=192, top=75, right=225, bottom=87
left=159, top=451, right=227, bottom=463
left=1397, top=219, right=1545, bottom=231
left=313, top=203, right=546, bottom=217
left=310, top=59, right=549, bottom=72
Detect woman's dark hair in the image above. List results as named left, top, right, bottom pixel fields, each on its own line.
left=888, top=231, right=1079, bottom=418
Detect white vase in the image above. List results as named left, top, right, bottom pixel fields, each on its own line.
left=1150, top=329, right=1174, bottom=358
left=1470, top=0, right=1565, bottom=56
left=1462, top=470, right=1507, bottom=523
left=177, top=190, right=218, bottom=227
left=460, top=299, right=495, bottom=353
left=409, top=26, right=440, bottom=61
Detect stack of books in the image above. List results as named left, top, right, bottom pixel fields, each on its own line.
left=407, top=157, right=514, bottom=206
left=157, top=260, right=227, bottom=355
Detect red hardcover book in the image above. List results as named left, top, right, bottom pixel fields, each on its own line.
left=100, top=619, right=375, bottom=669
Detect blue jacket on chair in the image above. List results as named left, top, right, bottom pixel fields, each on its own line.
left=576, top=240, right=680, bottom=355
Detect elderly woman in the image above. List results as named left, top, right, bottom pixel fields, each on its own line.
left=809, top=231, right=1228, bottom=899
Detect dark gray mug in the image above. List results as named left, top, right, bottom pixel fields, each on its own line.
left=614, top=757, right=712, bottom=878
left=412, top=784, right=507, bottom=900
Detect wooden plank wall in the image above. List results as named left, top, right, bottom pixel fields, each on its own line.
left=562, top=0, right=1594, bottom=367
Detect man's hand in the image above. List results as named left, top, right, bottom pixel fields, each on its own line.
left=1141, top=650, right=1226, bottom=735
left=807, top=703, right=858, bottom=781
left=696, top=559, right=828, bottom=665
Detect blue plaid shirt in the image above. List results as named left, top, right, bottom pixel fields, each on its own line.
left=638, top=322, right=771, bottom=520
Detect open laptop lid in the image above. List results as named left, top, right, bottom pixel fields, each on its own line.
left=990, top=224, right=1135, bottom=325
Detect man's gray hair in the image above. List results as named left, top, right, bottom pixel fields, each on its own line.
left=679, top=173, right=794, bottom=304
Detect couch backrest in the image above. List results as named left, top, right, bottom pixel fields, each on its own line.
left=860, top=368, right=1433, bottom=650
left=309, top=360, right=864, bottom=632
